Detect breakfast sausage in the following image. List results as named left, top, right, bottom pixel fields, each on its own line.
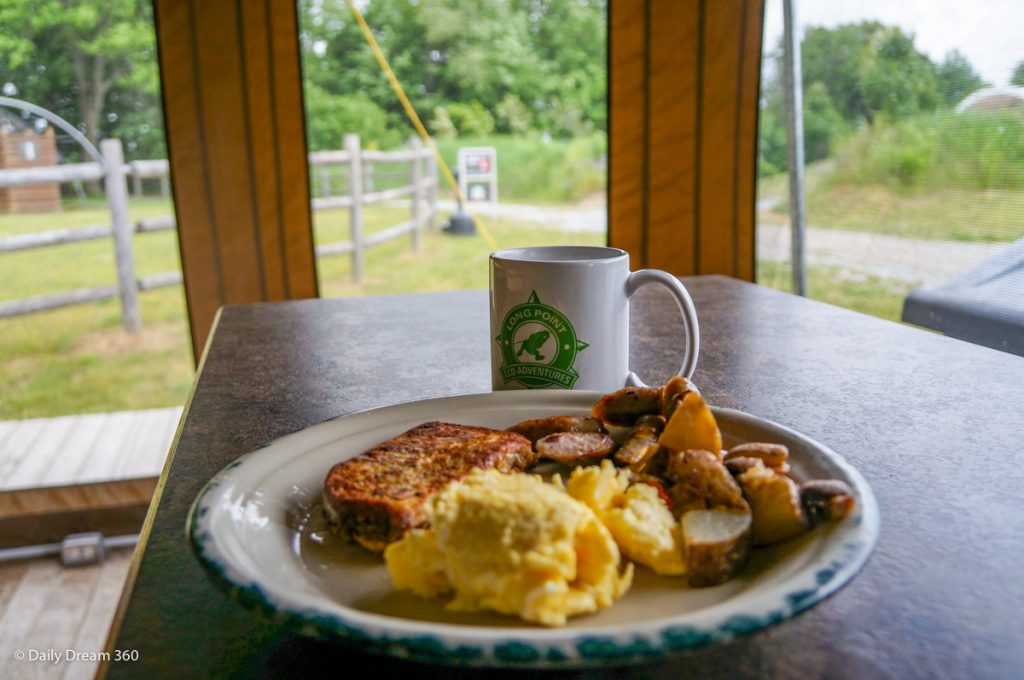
left=726, top=442, right=789, bottom=470
left=536, top=432, right=616, bottom=465
left=507, top=416, right=605, bottom=445
left=591, top=387, right=662, bottom=426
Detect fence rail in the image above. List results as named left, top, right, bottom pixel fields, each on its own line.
left=0, top=134, right=438, bottom=330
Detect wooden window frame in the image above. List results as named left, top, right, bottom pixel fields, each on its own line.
left=155, top=0, right=764, bottom=358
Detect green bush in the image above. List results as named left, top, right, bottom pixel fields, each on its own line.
left=429, top=107, right=458, bottom=139
left=831, top=109, right=1024, bottom=190
left=435, top=133, right=606, bottom=203
left=446, top=102, right=496, bottom=137
left=304, top=84, right=402, bottom=150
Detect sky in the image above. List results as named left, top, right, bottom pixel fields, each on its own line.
left=763, top=0, right=1024, bottom=87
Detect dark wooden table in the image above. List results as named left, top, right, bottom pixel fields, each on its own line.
left=102, top=276, right=1024, bottom=679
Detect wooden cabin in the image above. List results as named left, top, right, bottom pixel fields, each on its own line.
left=0, top=111, right=60, bottom=213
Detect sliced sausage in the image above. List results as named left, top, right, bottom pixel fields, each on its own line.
left=536, top=431, right=616, bottom=466
left=507, top=416, right=604, bottom=445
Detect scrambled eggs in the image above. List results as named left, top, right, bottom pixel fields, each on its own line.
left=567, top=461, right=686, bottom=576
left=385, top=469, right=632, bottom=627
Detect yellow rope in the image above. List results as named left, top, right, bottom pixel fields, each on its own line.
left=345, top=0, right=500, bottom=252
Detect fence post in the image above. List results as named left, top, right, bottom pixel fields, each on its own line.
left=345, top=133, right=364, bottom=283
left=131, top=170, right=143, bottom=197
left=319, top=163, right=331, bottom=197
left=410, top=137, right=422, bottom=252
left=427, top=146, right=438, bottom=231
left=101, top=139, right=142, bottom=333
left=159, top=172, right=170, bottom=199
left=363, top=161, right=374, bottom=193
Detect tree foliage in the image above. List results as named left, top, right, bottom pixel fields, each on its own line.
left=760, top=22, right=989, bottom=176
left=935, top=50, right=987, bottom=106
left=1012, top=60, right=1024, bottom=87
left=299, top=0, right=607, bottom=147
left=0, top=0, right=160, bottom=160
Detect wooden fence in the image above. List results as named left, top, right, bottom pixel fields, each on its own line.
left=0, top=134, right=437, bottom=331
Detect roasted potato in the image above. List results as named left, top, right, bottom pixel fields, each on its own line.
left=681, top=509, right=752, bottom=587
left=659, top=391, right=723, bottom=456
left=666, top=482, right=710, bottom=516
left=592, top=386, right=662, bottom=426
left=737, top=462, right=809, bottom=546
left=664, top=449, right=748, bottom=512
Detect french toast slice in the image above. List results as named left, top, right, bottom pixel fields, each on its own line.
left=322, top=421, right=533, bottom=551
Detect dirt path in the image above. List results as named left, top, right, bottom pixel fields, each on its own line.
left=440, top=200, right=1010, bottom=286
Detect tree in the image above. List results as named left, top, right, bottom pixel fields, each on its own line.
left=799, top=22, right=882, bottom=124
left=298, top=0, right=607, bottom=141
left=1012, top=60, right=1024, bottom=87
left=935, top=50, right=987, bottom=106
left=757, top=21, right=975, bottom=175
left=0, top=0, right=159, bottom=158
left=858, top=27, right=939, bottom=120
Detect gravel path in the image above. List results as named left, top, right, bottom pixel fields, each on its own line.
left=441, top=200, right=1010, bottom=286
left=756, top=223, right=1008, bottom=286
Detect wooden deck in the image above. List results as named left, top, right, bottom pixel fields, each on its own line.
left=0, top=407, right=180, bottom=539
left=0, top=407, right=180, bottom=679
left=0, top=407, right=181, bottom=492
left=0, top=548, right=134, bottom=680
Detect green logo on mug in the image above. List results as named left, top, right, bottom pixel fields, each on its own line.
left=496, top=291, right=588, bottom=389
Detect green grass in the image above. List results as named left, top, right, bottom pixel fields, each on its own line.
left=312, top=134, right=607, bottom=205
left=315, top=210, right=602, bottom=297
left=756, top=259, right=912, bottom=322
left=758, top=161, right=1024, bottom=243
left=0, top=199, right=601, bottom=419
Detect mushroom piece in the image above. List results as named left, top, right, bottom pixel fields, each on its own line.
left=800, top=479, right=856, bottom=524
left=660, top=376, right=696, bottom=421
left=614, top=414, right=665, bottom=468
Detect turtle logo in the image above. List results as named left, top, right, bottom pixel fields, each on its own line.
left=496, top=291, right=588, bottom=389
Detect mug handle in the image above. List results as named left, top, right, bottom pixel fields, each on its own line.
left=624, top=270, right=700, bottom=387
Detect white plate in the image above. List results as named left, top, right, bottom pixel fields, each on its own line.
left=188, top=391, right=878, bottom=667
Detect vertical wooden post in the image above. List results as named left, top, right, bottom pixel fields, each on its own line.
left=102, top=139, right=142, bottom=333
left=132, top=171, right=143, bottom=198
left=345, top=133, right=364, bottom=282
left=319, top=163, right=330, bottom=197
left=363, top=161, right=374, bottom=193
left=427, top=147, right=438, bottom=231
left=410, top=137, right=422, bottom=251
left=159, top=172, right=169, bottom=199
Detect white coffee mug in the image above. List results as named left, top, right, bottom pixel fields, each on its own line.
left=489, top=246, right=699, bottom=391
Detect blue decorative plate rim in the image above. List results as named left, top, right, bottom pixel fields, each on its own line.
left=187, top=391, right=880, bottom=668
